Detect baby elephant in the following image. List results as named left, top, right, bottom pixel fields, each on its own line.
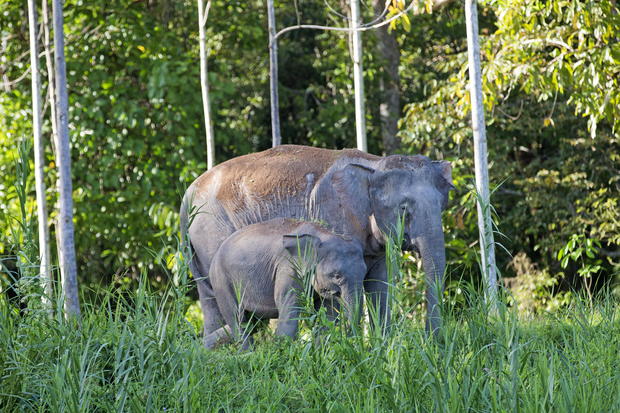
left=204, top=218, right=367, bottom=348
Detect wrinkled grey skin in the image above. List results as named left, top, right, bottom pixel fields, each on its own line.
left=204, top=218, right=366, bottom=347
left=180, top=145, right=453, bottom=344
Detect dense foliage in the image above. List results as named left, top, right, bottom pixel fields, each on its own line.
left=1, top=0, right=618, bottom=307
left=400, top=0, right=620, bottom=306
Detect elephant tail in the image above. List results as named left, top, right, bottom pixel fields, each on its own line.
left=179, top=187, right=203, bottom=282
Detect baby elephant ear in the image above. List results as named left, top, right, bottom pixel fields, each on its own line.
left=433, top=160, right=455, bottom=190
left=282, top=234, right=320, bottom=257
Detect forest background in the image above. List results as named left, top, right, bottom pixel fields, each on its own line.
left=1, top=0, right=619, bottom=312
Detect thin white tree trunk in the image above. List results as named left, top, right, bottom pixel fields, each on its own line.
left=267, top=0, right=281, bottom=146
left=198, top=0, right=215, bottom=169
left=52, top=0, right=80, bottom=318
left=43, top=0, right=61, bottom=297
left=465, top=0, right=497, bottom=308
left=27, top=0, right=53, bottom=306
left=349, top=0, right=367, bottom=152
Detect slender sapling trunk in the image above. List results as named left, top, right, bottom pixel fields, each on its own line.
left=198, top=0, right=215, bottom=169
left=27, top=0, right=53, bottom=306
left=350, top=0, right=367, bottom=152
left=465, top=0, right=498, bottom=309
left=267, top=0, right=281, bottom=146
left=52, top=0, right=81, bottom=319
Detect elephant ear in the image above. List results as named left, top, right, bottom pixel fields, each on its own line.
left=282, top=234, right=321, bottom=257
left=367, top=170, right=395, bottom=202
left=433, top=160, right=455, bottom=190
left=330, top=163, right=376, bottom=209
left=347, top=163, right=375, bottom=174
left=432, top=160, right=455, bottom=210
left=331, top=163, right=375, bottom=189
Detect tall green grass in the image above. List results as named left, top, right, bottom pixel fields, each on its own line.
left=1, top=274, right=618, bottom=412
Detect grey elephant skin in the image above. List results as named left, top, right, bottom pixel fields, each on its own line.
left=205, top=218, right=366, bottom=347
left=180, top=144, right=453, bottom=343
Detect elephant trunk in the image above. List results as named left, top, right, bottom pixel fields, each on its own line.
left=415, top=219, right=446, bottom=337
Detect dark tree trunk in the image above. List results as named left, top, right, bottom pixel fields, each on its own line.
left=372, top=0, right=401, bottom=154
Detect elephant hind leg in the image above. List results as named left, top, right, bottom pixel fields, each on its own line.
left=193, top=249, right=226, bottom=336
left=197, top=277, right=226, bottom=335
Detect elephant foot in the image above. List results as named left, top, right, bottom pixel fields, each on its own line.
left=240, top=334, right=254, bottom=351
left=203, top=325, right=233, bottom=349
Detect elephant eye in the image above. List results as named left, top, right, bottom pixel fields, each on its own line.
left=400, top=200, right=415, bottom=210
left=399, top=204, right=410, bottom=219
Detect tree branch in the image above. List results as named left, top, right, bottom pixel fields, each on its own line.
left=432, top=0, right=456, bottom=11
left=199, top=0, right=211, bottom=28
left=273, top=0, right=455, bottom=43
left=600, top=248, right=620, bottom=258
left=273, top=0, right=418, bottom=42
left=0, top=67, right=31, bottom=88
left=522, top=38, right=574, bottom=52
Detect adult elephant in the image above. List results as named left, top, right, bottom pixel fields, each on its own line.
left=180, top=145, right=453, bottom=345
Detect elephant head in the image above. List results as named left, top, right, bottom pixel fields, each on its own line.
left=282, top=233, right=366, bottom=326
left=367, top=156, right=454, bottom=335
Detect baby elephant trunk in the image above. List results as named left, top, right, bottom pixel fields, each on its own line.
left=340, top=281, right=364, bottom=330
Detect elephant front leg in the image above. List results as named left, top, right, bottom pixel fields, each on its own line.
left=275, top=309, right=300, bottom=339
left=203, top=325, right=233, bottom=349
left=274, top=281, right=302, bottom=340
left=216, top=286, right=254, bottom=348
left=364, top=255, right=390, bottom=332
left=275, top=297, right=301, bottom=340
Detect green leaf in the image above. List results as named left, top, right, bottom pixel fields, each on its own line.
left=402, top=14, right=411, bottom=33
